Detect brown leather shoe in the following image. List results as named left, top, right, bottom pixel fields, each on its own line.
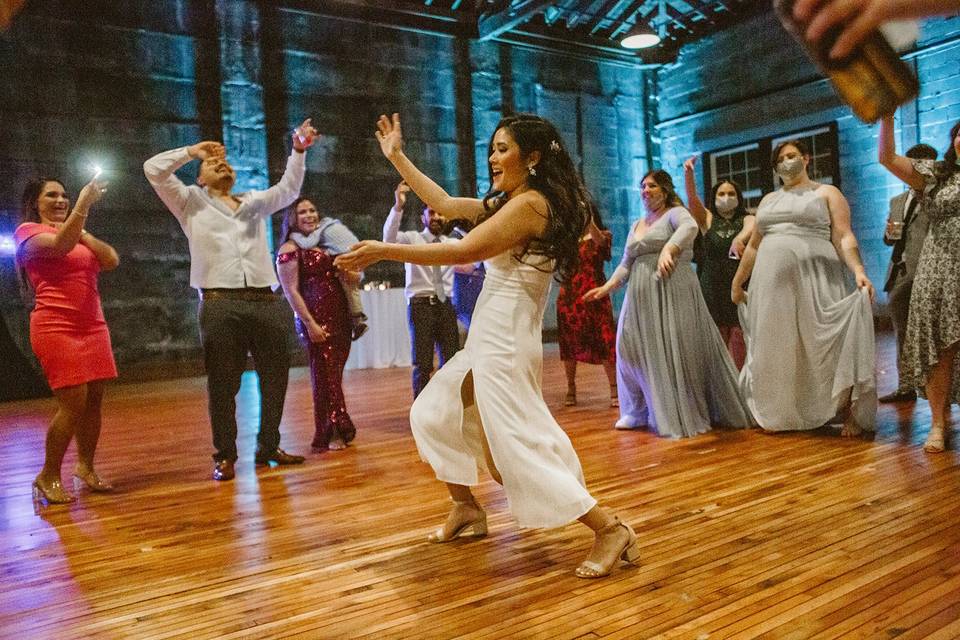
left=213, top=459, right=235, bottom=481
left=254, top=448, right=305, bottom=466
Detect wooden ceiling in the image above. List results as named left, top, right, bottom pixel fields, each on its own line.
left=304, top=0, right=766, bottom=64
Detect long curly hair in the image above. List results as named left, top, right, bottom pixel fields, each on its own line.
left=936, top=119, right=960, bottom=180
left=479, top=113, right=592, bottom=283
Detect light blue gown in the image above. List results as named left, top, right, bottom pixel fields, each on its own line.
left=615, top=206, right=754, bottom=437
left=739, top=186, right=877, bottom=431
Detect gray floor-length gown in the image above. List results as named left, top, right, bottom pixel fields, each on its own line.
left=616, top=206, right=754, bottom=437
left=739, top=186, right=877, bottom=431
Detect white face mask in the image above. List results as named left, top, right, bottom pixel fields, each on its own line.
left=715, top=194, right=738, bottom=213
left=777, top=156, right=805, bottom=180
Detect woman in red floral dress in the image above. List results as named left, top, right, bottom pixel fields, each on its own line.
left=556, top=206, right=618, bottom=407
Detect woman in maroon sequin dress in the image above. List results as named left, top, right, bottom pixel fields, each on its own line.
left=277, top=198, right=356, bottom=451
left=556, top=207, right=618, bottom=407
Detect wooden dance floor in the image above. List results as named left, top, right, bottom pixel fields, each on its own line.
left=1, top=335, right=959, bottom=639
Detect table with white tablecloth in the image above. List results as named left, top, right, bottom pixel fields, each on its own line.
left=345, top=288, right=412, bottom=370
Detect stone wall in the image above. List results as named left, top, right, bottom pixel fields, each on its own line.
left=0, top=1, right=646, bottom=385
left=653, top=10, right=960, bottom=304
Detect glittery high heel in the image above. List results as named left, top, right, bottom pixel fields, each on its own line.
left=32, top=477, right=75, bottom=515
left=73, top=466, right=114, bottom=493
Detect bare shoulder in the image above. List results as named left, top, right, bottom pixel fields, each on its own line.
left=816, top=183, right=844, bottom=199
left=277, top=241, right=297, bottom=255
left=505, top=190, right=546, bottom=214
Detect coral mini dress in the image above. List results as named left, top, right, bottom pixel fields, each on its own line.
left=15, top=223, right=117, bottom=389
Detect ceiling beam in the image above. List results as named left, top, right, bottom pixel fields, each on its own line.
left=478, top=0, right=556, bottom=40
left=585, top=0, right=625, bottom=35
left=280, top=0, right=476, bottom=37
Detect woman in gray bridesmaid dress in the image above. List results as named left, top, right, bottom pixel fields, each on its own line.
left=732, top=140, right=877, bottom=434
left=584, top=170, right=754, bottom=438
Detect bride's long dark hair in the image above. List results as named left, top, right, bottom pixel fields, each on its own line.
left=479, top=113, right=593, bottom=283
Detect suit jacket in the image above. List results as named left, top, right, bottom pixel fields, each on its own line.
left=883, top=190, right=929, bottom=292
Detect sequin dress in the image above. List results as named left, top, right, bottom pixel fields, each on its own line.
left=276, top=248, right=355, bottom=449
left=694, top=213, right=748, bottom=328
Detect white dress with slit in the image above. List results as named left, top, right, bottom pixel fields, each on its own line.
left=410, top=249, right=597, bottom=529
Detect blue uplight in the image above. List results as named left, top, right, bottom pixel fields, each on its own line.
left=0, top=234, right=16, bottom=256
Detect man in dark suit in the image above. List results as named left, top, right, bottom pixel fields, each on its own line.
left=880, top=142, right=938, bottom=402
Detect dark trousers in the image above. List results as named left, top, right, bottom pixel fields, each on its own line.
left=198, top=294, right=292, bottom=462
left=888, top=273, right=914, bottom=389
left=408, top=297, right=460, bottom=398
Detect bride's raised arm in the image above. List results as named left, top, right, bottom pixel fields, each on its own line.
left=376, top=113, right=486, bottom=223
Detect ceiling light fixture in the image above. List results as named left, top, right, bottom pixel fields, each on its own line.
left=620, top=23, right=660, bottom=49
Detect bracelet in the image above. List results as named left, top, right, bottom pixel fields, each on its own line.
left=72, top=210, right=88, bottom=218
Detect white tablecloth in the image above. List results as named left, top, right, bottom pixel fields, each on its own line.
left=345, top=288, right=412, bottom=370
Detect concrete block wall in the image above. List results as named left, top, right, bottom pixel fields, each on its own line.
left=653, top=10, right=960, bottom=309
left=0, top=2, right=646, bottom=379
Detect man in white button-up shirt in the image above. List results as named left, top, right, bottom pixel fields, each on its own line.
left=384, top=181, right=461, bottom=398
left=143, top=119, right=316, bottom=481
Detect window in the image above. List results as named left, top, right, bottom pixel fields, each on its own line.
left=703, top=122, right=840, bottom=212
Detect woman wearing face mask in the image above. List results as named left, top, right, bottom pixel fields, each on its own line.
left=683, top=156, right=755, bottom=369
left=336, top=113, right=639, bottom=579
left=14, top=176, right=119, bottom=510
left=583, top=170, right=754, bottom=438
left=879, top=115, right=960, bottom=452
left=732, top=140, right=877, bottom=435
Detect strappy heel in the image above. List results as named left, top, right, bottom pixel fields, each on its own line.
left=32, top=477, right=75, bottom=514
left=609, top=385, right=619, bottom=408
left=924, top=425, right=947, bottom=453
left=563, top=388, right=577, bottom=407
left=575, top=517, right=640, bottom=579
left=427, top=500, right=488, bottom=543
left=73, top=466, right=114, bottom=493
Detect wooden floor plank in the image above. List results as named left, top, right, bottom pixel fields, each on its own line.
left=1, top=334, right=959, bottom=638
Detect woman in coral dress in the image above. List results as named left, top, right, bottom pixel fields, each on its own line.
left=15, top=176, right=119, bottom=509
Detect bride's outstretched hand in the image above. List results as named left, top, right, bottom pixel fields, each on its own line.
left=582, top=286, right=608, bottom=302
left=335, top=240, right=388, bottom=272
left=376, top=113, right=403, bottom=160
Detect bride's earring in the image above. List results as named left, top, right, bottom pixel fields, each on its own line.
left=528, top=165, right=537, bottom=176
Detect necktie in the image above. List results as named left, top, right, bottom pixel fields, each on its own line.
left=431, top=237, right=446, bottom=302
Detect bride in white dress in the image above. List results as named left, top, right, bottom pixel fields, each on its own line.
left=336, top=113, right=639, bottom=578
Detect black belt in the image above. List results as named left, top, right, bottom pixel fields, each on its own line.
left=200, top=287, right=279, bottom=301
left=410, top=295, right=449, bottom=306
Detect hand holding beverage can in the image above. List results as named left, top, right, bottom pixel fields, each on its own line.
left=773, top=0, right=919, bottom=123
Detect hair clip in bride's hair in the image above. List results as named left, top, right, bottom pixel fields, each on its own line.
left=550, top=140, right=561, bottom=152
